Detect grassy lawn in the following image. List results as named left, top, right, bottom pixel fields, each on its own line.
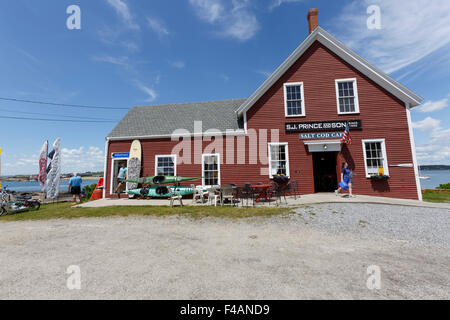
left=0, top=202, right=294, bottom=222
left=422, top=191, right=450, bottom=203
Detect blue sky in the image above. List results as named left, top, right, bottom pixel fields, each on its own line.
left=0, top=0, right=449, bottom=175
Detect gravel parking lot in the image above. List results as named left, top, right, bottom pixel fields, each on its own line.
left=0, top=203, right=449, bottom=299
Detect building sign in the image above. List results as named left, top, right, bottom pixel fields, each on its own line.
left=112, top=152, right=129, bottom=158
left=300, top=132, right=345, bottom=140
left=286, top=120, right=362, bottom=133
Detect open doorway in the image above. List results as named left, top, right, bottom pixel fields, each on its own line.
left=313, top=152, right=338, bottom=192
left=110, top=158, right=128, bottom=194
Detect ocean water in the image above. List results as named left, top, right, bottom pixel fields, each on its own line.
left=1, top=179, right=99, bottom=192
left=419, top=170, right=450, bottom=189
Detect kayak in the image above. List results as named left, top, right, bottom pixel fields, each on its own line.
left=125, top=176, right=201, bottom=185
left=125, top=186, right=198, bottom=198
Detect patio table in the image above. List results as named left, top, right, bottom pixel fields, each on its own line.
left=251, top=184, right=272, bottom=203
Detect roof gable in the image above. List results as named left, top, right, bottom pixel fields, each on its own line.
left=236, top=27, right=422, bottom=116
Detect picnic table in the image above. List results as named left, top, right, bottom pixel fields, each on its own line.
left=251, top=184, right=272, bottom=203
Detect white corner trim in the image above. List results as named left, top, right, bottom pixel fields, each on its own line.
left=283, top=82, right=306, bottom=117
left=405, top=102, right=422, bottom=201
left=268, top=142, right=290, bottom=178
left=361, top=138, right=389, bottom=178
left=103, top=139, right=109, bottom=199
left=335, top=78, right=360, bottom=115
left=154, top=154, right=177, bottom=176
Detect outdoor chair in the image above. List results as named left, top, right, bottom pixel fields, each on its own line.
left=191, top=184, right=205, bottom=204
left=220, top=185, right=235, bottom=206
left=270, top=181, right=288, bottom=206
left=207, top=188, right=219, bottom=206
left=286, top=180, right=299, bottom=200
left=169, top=187, right=184, bottom=207
left=240, top=183, right=254, bottom=207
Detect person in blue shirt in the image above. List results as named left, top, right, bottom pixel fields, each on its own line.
left=335, top=162, right=354, bottom=197
left=114, top=162, right=127, bottom=197
left=68, top=173, right=83, bottom=204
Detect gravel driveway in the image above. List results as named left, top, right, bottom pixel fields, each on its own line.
left=0, top=203, right=449, bottom=299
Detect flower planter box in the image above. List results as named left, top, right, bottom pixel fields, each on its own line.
left=369, top=175, right=389, bottom=181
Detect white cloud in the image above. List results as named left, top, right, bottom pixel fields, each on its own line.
left=255, top=70, right=271, bottom=78
left=92, top=55, right=130, bottom=67
left=412, top=117, right=441, bottom=131
left=61, top=147, right=105, bottom=173
left=418, top=97, right=449, bottom=113
left=2, top=147, right=105, bottom=175
left=135, top=81, right=157, bottom=102
left=106, top=0, right=140, bottom=30
left=189, top=0, right=224, bottom=23
left=147, top=17, right=170, bottom=38
left=269, top=0, right=303, bottom=11
left=189, top=0, right=260, bottom=41
left=331, top=0, right=450, bottom=73
left=412, top=117, right=450, bottom=164
left=168, top=60, right=185, bottom=69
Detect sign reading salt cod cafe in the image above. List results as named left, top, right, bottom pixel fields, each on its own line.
left=285, top=120, right=362, bottom=133
left=300, top=132, right=345, bottom=139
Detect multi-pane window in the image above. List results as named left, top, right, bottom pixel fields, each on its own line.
left=202, top=154, right=220, bottom=186
left=284, top=83, right=305, bottom=116
left=336, top=79, right=359, bottom=114
left=155, top=155, right=176, bottom=176
left=269, top=143, right=290, bottom=177
left=363, top=139, right=389, bottom=176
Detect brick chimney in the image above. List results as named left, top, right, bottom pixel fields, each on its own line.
left=307, top=8, right=319, bottom=34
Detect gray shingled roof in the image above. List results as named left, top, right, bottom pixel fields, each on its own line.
left=107, top=98, right=247, bottom=139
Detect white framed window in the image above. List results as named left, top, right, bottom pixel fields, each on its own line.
left=155, top=155, right=177, bottom=176
left=335, top=78, right=359, bottom=114
left=362, top=139, right=389, bottom=177
left=202, top=153, right=220, bottom=187
left=284, top=82, right=306, bottom=117
left=268, top=143, right=290, bottom=178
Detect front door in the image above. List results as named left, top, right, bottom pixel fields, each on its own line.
left=313, top=152, right=338, bottom=192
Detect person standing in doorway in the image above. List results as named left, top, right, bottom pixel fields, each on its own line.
left=68, top=173, right=83, bottom=205
left=115, top=162, right=127, bottom=197
left=335, top=162, right=354, bottom=197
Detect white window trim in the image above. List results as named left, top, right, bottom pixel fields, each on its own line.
left=283, top=82, right=306, bottom=117
left=202, top=153, right=221, bottom=187
left=335, top=78, right=360, bottom=115
left=155, top=154, right=177, bottom=176
left=362, top=138, right=389, bottom=178
left=109, top=156, right=129, bottom=195
left=268, top=142, right=290, bottom=178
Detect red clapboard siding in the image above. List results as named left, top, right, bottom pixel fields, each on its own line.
left=105, top=40, right=418, bottom=200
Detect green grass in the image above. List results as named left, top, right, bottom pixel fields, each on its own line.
left=0, top=202, right=294, bottom=222
left=422, top=191, right=450, bottom=203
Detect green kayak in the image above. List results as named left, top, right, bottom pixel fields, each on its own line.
left=125, top=175, right=201, bottom=185
left=125, top=186, right=197, bottom=198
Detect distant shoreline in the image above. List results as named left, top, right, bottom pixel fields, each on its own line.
left=420, top=166, right=450, bottom=170
left=1, top=176, right=102, bottom=182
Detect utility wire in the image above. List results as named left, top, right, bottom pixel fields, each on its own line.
left=0, top=107, right=117, bottom=121
left=0, top=115, right=115, bottom=123
left=0, top=97, right=129, bottom=110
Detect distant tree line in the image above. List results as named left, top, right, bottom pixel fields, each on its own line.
left=419, top=165, right=450, bottom=171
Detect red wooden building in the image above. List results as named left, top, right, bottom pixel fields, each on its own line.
left=104, top=9, right=423, bottom=200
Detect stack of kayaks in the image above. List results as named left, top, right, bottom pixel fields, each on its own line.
left=124, top=176, right=201, bottom=198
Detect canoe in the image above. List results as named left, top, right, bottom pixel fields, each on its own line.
left=125, top=186, right=197, bottom=198
left=125, top=176, right=201, bottom=185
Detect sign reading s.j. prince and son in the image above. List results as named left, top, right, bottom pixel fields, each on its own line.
left=285, top=120, right=362, bottom=133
